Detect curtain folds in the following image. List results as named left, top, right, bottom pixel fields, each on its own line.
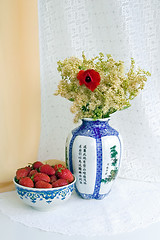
left=0, top=0, right=40, bottom=192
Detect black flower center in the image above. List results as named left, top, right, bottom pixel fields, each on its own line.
left=85, top=76, right=91, bottom=83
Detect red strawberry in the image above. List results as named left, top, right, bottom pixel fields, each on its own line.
left=33, top=173, right=50, bottom=183
left=35, top=181, right=52, bottom=188
left=54, top=164, right=65, bottom=172
left=19, top=177, right=34, bottom=188
left=56, top=168, right=74, bottom=183
left=28, top=169, right=38, bottom=177
left=25, top=166, right=32, bottom=174
left=52, top=179, right=68, bottom=188
left=40, top=164, right=55, bottom=175
left=33, top=161, right=44, bottom=169
left=50, top=175, right=57, bottom=183
left=16, top=168, right=29, bottom=180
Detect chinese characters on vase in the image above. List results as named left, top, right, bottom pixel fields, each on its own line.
left=78, top=144, right=87, bottom=185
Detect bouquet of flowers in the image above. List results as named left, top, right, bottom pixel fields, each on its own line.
left=55, top=52, right=150, bottom=123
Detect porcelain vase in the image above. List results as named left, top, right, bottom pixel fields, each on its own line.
left=65, top=118, right=122, bottom=200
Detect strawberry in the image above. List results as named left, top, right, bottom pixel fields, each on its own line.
left=33, top=172, right=50, bottom=183
left=56, top=168, right=74, bottom=183
left=19, top=177, right=34, bottom=188
left=40, top=164, right=55, bottom=175
left=50, top=175, right=57, bottom=183
left=16, top=168, right=29, bottom=180
left=35, top=181, right=52, bottom=188
left=28, top=169, right=38, bottom=177
left=52, top=179, right=68, bottom=188
left=25, top=166, right=32, bottom=174
left=54, top=164, right=65, bottom=172
left=33, top=161, right=44, bottom=169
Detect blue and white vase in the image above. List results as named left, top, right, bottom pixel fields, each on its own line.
left=65, top=118, right=122, bottom=200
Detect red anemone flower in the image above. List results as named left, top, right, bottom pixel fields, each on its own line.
left=77, top=69, right=101, bottom=92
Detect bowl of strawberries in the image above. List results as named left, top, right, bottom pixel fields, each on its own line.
left=13, top=160, right=76, bottom=211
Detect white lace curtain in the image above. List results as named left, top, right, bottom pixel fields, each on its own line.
left=38, top=0, right=160, bottom=182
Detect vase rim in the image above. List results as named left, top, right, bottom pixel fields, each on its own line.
left=82, top=118, right=110, bottom=122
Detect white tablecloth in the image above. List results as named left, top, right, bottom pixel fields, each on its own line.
left=1, top=178, right=160, bottom=236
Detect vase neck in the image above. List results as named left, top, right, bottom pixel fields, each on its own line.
left=81, top=118, right=110, bottom=128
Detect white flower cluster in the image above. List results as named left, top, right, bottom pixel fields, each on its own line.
left=55, top=52, right=150, bottom=123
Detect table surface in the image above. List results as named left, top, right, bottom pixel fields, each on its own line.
left=0, top=211, right=160, bottom=240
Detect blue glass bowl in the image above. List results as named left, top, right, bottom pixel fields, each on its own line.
left=13, top=176, right=76, bottom=211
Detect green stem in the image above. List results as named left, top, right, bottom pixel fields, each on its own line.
left=95, top=88, right=105, bottom=99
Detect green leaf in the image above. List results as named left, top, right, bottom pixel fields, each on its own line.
left=82, top=103, right=89, bottom=112
left=14, top=177, right=19, bottom=184
left=121, top=104, right=131, bottom=110
left=31, top=175, right=34, bottom=181
left=103, top=108, right=117, bottom=118
left=69, top=98, right=74, bottom=102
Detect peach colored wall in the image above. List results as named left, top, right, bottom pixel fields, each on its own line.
left=0, top=0, right=40, bottom=192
